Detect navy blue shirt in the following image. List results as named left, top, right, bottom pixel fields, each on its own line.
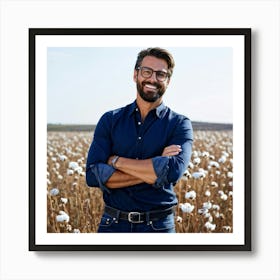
left=86, top=101, right=193, bottom=212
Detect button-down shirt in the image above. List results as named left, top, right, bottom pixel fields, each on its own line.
left=86, top=101, right=193, bottom=212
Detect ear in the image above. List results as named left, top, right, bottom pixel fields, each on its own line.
left=166, top=77, right=171, bottom=86
left=133, top=69, right=138, bottom=82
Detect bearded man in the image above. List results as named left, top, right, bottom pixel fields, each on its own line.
left=86, top=47, right=193, bottom=233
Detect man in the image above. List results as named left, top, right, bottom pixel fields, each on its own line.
left=86, top=47, right=193, bottom=233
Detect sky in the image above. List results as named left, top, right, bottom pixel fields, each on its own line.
left=47, top=47, right=233, bottom=124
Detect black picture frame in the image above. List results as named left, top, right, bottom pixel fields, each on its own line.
left=29, top=28, right=251, bottom=251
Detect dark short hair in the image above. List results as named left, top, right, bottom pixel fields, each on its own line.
left=134, top=47, right=175, bottom=76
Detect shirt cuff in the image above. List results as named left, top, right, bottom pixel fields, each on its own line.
left=152, top=156, right=170, bottom=189
left=90, top=163, right=115, bottom=194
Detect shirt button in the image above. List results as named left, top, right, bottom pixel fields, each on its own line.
left=138, top=136, right=141, bottom=140
left=138, top=122, right=141, bottom=125
left=135, top=108, right=138, bottom=111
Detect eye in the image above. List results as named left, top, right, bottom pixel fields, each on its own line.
left=142, top=68, right=152, bottom=77
left=157, top=72, right=167, bottom=79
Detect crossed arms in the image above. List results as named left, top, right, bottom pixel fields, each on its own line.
left=106, top=145, right=182, bottom=188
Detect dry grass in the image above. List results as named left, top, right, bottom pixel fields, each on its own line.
left=47, top=130, right=233, bottom=233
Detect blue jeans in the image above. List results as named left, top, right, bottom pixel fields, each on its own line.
left=98, top=212, right=176, bottom=233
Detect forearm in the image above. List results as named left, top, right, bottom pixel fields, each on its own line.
left=115, top=157, right=157, bottom=184
left=106, top=170, right=143, bottom=188
left=107, top=145, right=182, bottom=186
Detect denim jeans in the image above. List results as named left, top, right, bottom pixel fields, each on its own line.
left=98, top=212, right=176, bottom=233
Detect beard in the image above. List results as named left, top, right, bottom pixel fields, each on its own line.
left=136, top=79, right=166, bottom=103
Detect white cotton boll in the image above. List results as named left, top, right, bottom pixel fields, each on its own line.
left=185, top=190, right=196, bottom=200
left=57, top=174, right=63, bottom=180
left=198, top=208, right=208, bottom=215
left=59, top=154, right=68, bottom=161
left=176, top=216, right=183, bottom=223
left=208, top=161, right=220, bottom=168
left=229, top=191, right=233, bottom=196
left=228, top=181, right=233, bottom=187
left=198, top=168, right=208, bottom=175
left=75, top=166, right=83, bottom=174
left=204, top=212, right=211, bottom=218
left=205, top=221, right=216, bottom=231
left=69, top=161, right=79, bottom=170
left=51, top=157, right=57, bottom=162
left=215, top=212, right=220, bottom=218
left=222, top=151, right=229, bottom=157
left=192, top=171, right=206, bottom=179
left=179, top=203, right=194, bottom=213
left=227, top=171, right=233, bottom=178
left=205, top=190, right=211, bottom=197
left=203, top=201, right=212, bottom=210
left=210, top=181, right=218, bottom=187
left=61, top=198, right=68, bottom=204
left=202, top=151, right=210, bottom=158
left=73, top=229, right=80, bottom=233
left=222, top=226, right=232, bottom=232
left=56, top=211, right=70, bottom=223
left=67, top=169, right=74, bottom=175
left=49, top=188, right=59, bottom=196
left=220, top=194, right=228, bottom=201
left=192, top=151, right=198, bottom=158
left=218, top=156, right=227, bottom=164
left=182, top=170, right=192, bottom=180
left=193, top=157, right=201, bottom=165
left=188, top=162, right=194, bottom=169
left=212, top=204, right=220, bottom=211
left=55, top=162, right=60, bottom=169
left=218, top=190, right=224, bottom=195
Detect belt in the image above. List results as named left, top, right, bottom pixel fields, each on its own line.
left=104, top=205, right=175, bottom=224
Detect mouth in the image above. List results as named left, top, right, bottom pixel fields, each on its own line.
left=144, top=83, right=158, bottom=91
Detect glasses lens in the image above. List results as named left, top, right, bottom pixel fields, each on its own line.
left=156, top=71, right=168, bottom=81
left=141, top=67, right=153, bottom=78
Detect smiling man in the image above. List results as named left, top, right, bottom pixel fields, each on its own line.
left=86, top=47, right=193, bottom=233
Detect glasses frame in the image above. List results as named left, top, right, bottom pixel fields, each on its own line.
left=137, top=66, right=170, bottom=82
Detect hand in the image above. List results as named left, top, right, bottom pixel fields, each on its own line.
left=107, top=155, right=116, bottom=166
left=161, top=145, right=182, bottom=157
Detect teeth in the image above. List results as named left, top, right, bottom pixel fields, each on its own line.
left=145, top=84, right=157, bottom=89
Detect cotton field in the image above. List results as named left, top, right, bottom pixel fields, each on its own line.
left=47, top=130, right=233, bottom=233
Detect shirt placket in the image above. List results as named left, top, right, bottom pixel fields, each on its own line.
left=135, top=107, right=143, bottom=160
left=134, top=107, right=157, bottom=160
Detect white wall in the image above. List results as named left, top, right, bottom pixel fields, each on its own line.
left=0, top=1, right=279, bottom=279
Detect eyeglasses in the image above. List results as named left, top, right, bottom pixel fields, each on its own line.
left=137, top=66, right=170, bottom=82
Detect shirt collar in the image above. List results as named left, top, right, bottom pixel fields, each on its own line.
left=128, top=100, right=167, bottom=119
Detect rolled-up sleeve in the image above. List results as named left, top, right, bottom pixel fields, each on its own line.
left=86, top=112, right=114, bottom=194
left=152, top=117, right=193, bottom=188
left=87, top=163, right=115, bottom=194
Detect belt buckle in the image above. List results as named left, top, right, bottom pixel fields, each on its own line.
left=128, top=212, right=143, bottom=223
